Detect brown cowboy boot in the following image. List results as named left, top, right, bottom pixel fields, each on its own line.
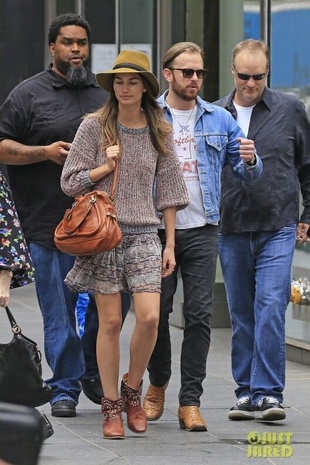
left=121, top=373, right=147, bottom=433
left=143, top=382, right=168, bottom=421
left=101, top=397, right=125, bottom=439
left=178, top=406, right=208, bottom=431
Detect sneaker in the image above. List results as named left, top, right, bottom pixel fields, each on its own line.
left=228, top=396, right=255, bottom=420
left=256, top=396, right=286, bottom=421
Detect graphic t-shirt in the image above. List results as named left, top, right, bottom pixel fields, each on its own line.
left=170, top=106, right=207, bottom=229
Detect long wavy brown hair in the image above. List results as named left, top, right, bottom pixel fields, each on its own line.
left=87, top=75, right=172, bottom=156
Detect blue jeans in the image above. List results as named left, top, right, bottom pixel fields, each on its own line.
left=147, top=225, right=218, bottom=406
left=29, top=243, right=83, bottom=405
left=82, top=291, right=131, bottom=379
left=218, top=225, right=296, bottom=404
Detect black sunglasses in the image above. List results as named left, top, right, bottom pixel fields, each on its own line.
left=232, top=65, right=267, bottom=81
left=168, top=68, right=208, bottom=79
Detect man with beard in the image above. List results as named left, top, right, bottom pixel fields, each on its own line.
left=143, top=42, right=262, bottom=431
left=0, top=13, right=130, bottom=417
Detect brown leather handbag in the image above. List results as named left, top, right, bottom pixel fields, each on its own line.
left=54, top=161, right=122, bottom=256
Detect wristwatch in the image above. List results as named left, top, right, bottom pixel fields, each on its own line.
left=247, top=154, right=256, bottom=166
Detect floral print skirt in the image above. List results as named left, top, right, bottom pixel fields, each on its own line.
left=0, top=171, right=35, bottom=288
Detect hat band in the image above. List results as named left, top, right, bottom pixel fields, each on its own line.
left=113, top=62, right=147, bottom=72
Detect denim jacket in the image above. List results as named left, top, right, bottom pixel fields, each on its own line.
left=158, top=92, right=263, bottom=223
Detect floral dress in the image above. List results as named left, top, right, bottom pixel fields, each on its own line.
left=0, top=171, right=35, bottom=288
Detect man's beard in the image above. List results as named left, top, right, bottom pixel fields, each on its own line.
left=55, top=57, right=88, bottom=87
left=66, top=66, right=88, bottom=86
left=171, top=80, right=199, bottom=102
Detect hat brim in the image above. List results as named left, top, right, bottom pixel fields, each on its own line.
left=96, top=68, right=159, bottom=98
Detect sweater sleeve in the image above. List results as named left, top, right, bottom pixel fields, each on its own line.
left=61, top=117, right=104, bottom=197
left=155, top=131, right=189, bottom=212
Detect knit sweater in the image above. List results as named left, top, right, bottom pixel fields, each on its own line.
left=61, top=117, right=189, bottom=225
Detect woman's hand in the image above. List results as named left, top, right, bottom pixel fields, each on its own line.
left=162, top=246, right=176, bottom=278
left=0, top=270, right=12, bottom=307
left=106, top=145, right=121, bottom=170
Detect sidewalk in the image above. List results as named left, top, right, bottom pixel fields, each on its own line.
left=3, top=283, right=310, bottom=465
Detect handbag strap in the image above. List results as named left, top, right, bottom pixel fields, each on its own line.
left=110, top=159, right=119, bottom=201
left=5, top=306, right=22, bottom=334
left=106, top=134, right=119, bottom=201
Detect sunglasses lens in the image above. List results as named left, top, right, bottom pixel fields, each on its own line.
left=253, top=73, right=266, bottom=81
left=182, top=69, right=194, bottom=79
left=182, top=69, right=206, bottom=79
left=237, top=73, right=250, bottom=80
left=237, top=72, right=265, bottom=81
left=196, top=70, right=206, bottom=79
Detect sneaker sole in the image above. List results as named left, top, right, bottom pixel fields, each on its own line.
left=261, top=408, right=286, bottom=421
left=51, top=409, right=76, bottom=418
left=228, top=411, right=255, bottom=420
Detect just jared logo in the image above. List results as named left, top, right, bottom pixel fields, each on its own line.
left=247, top=431, right=293, bottom=458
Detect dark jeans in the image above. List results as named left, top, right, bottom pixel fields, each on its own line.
left=147, top=225, right=218, bottom=406
left=29, top=243, right=84, bottom=405
left=82, top=291, right=131, bottom=379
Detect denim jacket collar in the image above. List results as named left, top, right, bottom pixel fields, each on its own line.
left=158, top=90, right=215, bottom=121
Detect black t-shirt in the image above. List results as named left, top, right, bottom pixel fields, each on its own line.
left=0, top=67, right=108, bottom=248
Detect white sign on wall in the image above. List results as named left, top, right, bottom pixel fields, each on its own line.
left=91, top=43, right=152, bottom=74
left=91, top=44, right=117, bottom=74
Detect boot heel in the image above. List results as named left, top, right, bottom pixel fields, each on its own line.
left=178, top=416, right=185, bottom=429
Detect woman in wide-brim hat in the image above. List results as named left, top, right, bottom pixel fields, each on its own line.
left=96, top=49, right=159, bottom=97
left=60, top=49, right=189, bottom=440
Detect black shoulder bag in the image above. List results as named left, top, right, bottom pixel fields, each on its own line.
left=0, top=307, right=53, bottom=407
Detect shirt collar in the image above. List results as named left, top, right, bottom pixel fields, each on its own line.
left=227, top=86, right=271, bottom=112
left=47, top=65, right=100, bottom=89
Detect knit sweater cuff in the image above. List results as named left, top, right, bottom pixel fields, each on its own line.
left=81, top=170, right=96, bottom=187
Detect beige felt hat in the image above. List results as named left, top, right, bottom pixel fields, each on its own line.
left=96, top=50, right=159, bottom=97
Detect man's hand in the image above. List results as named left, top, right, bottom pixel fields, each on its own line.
left=237, top=137, right=256, bottom=164
left=297, top=222, right=309, bottom=245
left=44, top=141, right=71, bottom=165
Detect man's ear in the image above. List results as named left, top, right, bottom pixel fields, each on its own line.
left=163, top=68, right=173, bottom=82
left=49, top=43, right=55, bottom=56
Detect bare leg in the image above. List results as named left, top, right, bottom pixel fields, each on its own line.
left=0, top=270, right=12, bottom=308
left=127, top=292, right=160, bottom=389
left=95, top=292, right=122, bottom=400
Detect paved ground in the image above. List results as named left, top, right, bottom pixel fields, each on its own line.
left=2, top=283, right=310, bottom=465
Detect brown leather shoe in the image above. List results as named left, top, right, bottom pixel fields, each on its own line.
left=101, top=397, right=125, bottom=439
left=121, top=373, right=147, bottom=434
left=143, top=382, right=168, bottom=421
left=178, top=406, right=207, bottom=431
